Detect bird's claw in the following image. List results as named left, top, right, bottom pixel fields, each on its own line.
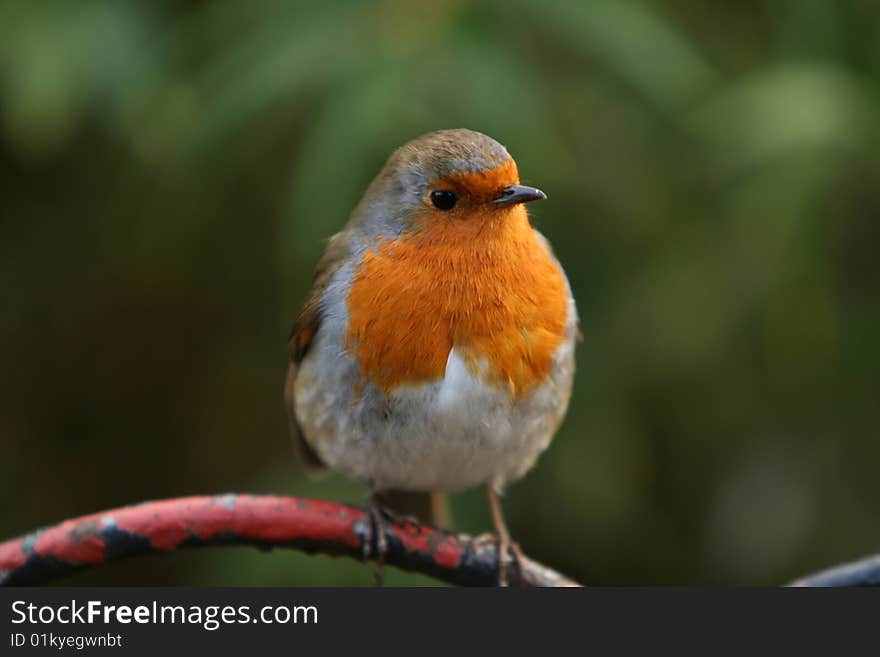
left=470, top=531, right=524, bottom=587
left=362, top=494, right=389, bottom=585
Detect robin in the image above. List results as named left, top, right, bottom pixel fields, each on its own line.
left=285, top=129, right=577, bottom=585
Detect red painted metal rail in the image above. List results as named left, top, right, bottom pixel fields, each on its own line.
left=0, top=494, right=580, bottom=587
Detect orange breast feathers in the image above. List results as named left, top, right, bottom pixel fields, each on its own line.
left=344, top=204, right=569, bottom=398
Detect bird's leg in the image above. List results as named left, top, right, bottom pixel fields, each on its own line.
left=365, top=484, right=388, bottom=586
left=486, top=482, right=523, bottom=587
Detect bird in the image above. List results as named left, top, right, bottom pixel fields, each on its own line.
left=285, top=128, right=577, bottom=585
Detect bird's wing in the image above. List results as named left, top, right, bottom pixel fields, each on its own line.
left=285, top=231, right=351, bottom=472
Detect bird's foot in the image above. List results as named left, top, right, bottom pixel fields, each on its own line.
left=471, top=532, right=524, bottom=587
left=363, top=493, right=389, bottom=586
left=378, top=506, right=422, bottom=530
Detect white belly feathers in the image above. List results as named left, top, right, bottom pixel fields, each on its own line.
left=294, top=325, right=575, bottom=492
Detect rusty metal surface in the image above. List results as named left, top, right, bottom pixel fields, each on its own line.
left=0, top=494, right=580, bottom=587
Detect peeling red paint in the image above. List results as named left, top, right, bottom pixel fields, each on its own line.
left=32, top=515, right=107, bottom=565
left=0, top=494, right=579, bottom=587
left=395, top=524, right=464, bottom=569
left=0, top=538, right=27, bottom=570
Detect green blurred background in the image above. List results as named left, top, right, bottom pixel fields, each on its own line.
left=2, top=0, right=879, bottom=586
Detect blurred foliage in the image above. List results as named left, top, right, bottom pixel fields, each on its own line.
left=1, top=0, right=879, bottom=586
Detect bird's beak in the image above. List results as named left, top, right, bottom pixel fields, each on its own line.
left=493, top=184, right=547, bottom=207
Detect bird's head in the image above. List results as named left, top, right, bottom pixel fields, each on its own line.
left=352, top=129, right=546, bottom=238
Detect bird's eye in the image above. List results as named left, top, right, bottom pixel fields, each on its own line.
left=430, top=190, right=458, bottom=211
